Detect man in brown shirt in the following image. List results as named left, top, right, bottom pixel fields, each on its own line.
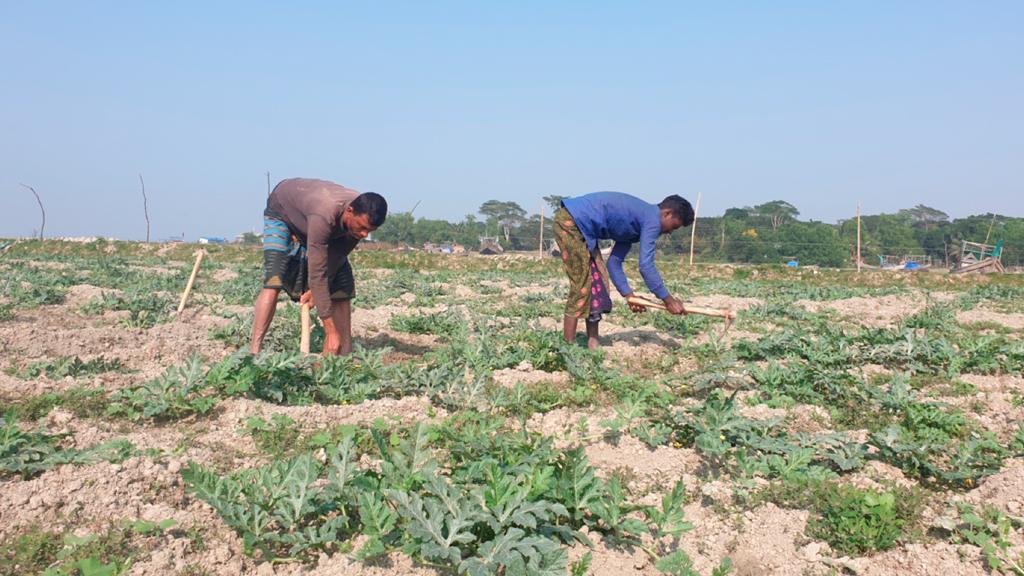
left=251, top=178, right=388, bottom=355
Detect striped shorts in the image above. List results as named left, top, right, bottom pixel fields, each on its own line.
left=262, top=212, right=354, bottom=302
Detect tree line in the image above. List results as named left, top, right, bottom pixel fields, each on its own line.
left=372, top=199, right=1023, bottom=268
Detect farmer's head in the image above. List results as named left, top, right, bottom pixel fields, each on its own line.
left=343, top=192, right=388, bottom=239
left=658, top=195, right=694, bottom=234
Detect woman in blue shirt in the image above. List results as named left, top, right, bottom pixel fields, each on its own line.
left=553, top=192, right=694, bottom=349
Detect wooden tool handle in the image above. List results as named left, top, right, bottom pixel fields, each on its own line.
left=682, top=305, right=737, bottom=320
left=176, top=250, right=205, bottom=314
left=627, top=295, right=668, bottom=310
left=299, top=303, right=311, bottom=354
left=626, top=295, right=736, bottom=320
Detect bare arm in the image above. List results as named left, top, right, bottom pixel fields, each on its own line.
left=305, top=216, right=335, bottom=320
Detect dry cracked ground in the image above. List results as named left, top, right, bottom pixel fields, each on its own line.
left=1, top=243, right=1023, bottom=576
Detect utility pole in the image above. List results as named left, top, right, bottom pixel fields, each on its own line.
left=538, top=203, right=545, bottom=259
left=856, top=204, right=862, bottom=272
left=688, top=192, right=701, bottom=266
left=266, top=171, right=271, bottom=197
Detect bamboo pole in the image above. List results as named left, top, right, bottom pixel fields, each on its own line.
left=856, top=204, right=862, bottom=273
left=984, top=214, right=997, bottom=245
left=299, top=303, right=311, bottom=354
left=688, top=192, right=701, bottom=266
left=176, top=250, right=205, bottom=314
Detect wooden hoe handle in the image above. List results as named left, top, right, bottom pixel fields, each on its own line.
left=626, top=294, right=737, bottom=320
left=300, top=303, right=312, bottom=354
left=176, top=249, right=206, bottom=314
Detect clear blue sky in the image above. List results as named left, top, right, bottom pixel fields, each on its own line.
left=2, top=1, right=1021, bottom=240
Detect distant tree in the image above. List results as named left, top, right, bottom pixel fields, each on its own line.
left=239, top=231, right=261, bottom=245
left=19, top=183, right=45, bottom=240
left=452, top=215, right=485, bottom=247
left=514, top=213, right=555, bottom=251
left=542, top=195, right=568, bottom=213
left=897, top=205, right=949, bottom=229
left=479, top=200, right=526, bottom=244
left=372, top=211, right=415, bottom=244
left=853, top=213, right=923, bottom=262
left=773, top=222, right=849, bottom=267
left=751, top=201, right=800, bottom=231
left=723, top=207, right=750, bottom=220
left=139, top=173, right=151, bottom=242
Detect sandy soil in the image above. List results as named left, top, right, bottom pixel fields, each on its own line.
left=3, top=260, right=1023, bottom=576
left=957, top=307, right=1024, bottom=330
left=796, top=293, right=929, bottom=327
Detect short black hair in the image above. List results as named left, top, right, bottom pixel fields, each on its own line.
left=351, top=192, right=388, bottom=227
left=659, top=195, right=694, bottom=226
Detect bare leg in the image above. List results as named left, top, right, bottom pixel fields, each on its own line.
left=562, top=314, right=579, bottom=344
left=586, top=319, right=600, bottom=349
left=328, top=300, right=353, bottom=356
left=250, top=288, right=280, bottom=354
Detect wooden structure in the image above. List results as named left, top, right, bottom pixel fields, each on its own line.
left=478, top=236, right=504, bottom=255
left=546, top=239, right=561, bottom=259
left=878, top=254, right=932, bottom=270
left=952, top=239, right=1004, bottom=274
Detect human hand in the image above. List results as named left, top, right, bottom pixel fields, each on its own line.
left=299, top=291, right=313, bottom=306
left=663, top=295, right=687, bottom=315
left=627, top=295, right=647, bottom=313
left=622, top=293, right=644, bottom=313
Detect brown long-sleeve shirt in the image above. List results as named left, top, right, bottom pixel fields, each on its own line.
left=267, top=178, right=360, bottom=319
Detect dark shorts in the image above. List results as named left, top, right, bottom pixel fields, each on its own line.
left=262, top=213, right=355, bottom=303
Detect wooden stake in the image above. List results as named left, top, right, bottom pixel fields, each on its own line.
left=856, top=204, right=862, bottom=273
left=177, top=250, right=205, bottom=314
left=688, top=192, right=701, bottom=266
left=538, top=204, right=545, bottom=259
left=299, top=303, right=311, bottom=354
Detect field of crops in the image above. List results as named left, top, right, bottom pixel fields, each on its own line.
left=2, top=240, right=1023, bottom=576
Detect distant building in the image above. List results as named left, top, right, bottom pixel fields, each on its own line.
left=478, top=236, right=503, bottom=255
left=198, top=237, right=227, bottom=245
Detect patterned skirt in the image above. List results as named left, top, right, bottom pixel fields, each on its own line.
left=553, top=206, right=613, bottom=321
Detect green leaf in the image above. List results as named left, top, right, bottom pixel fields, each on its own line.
left=655, top=550, right=698, bottom=576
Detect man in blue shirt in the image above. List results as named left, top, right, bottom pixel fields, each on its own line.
left=553, top=192, right=694, bottom=349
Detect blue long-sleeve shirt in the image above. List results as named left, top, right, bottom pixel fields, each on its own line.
left=562, top=191, right=670, bottom=300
